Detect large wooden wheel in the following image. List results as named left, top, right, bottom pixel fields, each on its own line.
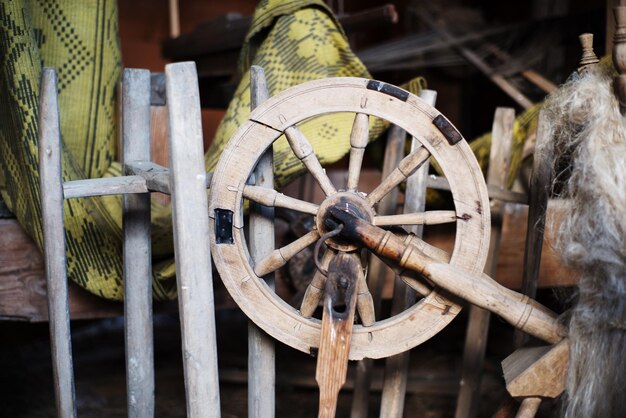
left=209, top=78, right=490, bottom=360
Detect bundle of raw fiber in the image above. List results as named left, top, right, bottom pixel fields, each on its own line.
left=538, top=62, right=626, bottom=417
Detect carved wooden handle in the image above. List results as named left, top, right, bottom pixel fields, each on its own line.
left=327, top=208, right=567, bottom=344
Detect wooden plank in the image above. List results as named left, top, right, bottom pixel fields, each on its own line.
left=38, top=67, right=77, bottom=418
left=502, top=339, right=568, bottom=398
left=247, top=65, right=276, bottom=418
left=63, top=176, right=148, bottom=199
left=455, top=107, right=514, bottom=418
left=0, top=218, right=126, bottom=321
left=166, top=61, right=220, bottom=418
left=379, top=89, right=437, bottom=418
left=425, top=175, right=527, bottom=205
left=121, top=68, right=155, bottom=418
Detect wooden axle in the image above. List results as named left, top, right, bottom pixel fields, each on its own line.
left=325, top=208, right=566, bottom=344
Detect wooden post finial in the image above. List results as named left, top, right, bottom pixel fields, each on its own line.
left=578, top=33, right=599, bottom=72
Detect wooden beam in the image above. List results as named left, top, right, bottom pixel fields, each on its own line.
left=121, top=68, right=155, bottom=418
left=63, top=176, right=148, bottom=199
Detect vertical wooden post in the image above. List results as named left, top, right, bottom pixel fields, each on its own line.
left=455, top=107, right=514, bottom=418
left=122, top=68, right=155, bottom=418
left=514, top=110, right=551, bottom=348
left=351, top=123, right=406, bottom=418
left=378, top=89, right=437, bottom=418
left=38, top=67, right=77, bottom=418
left=248, top=65, right=276, bottom=418
left=165, top=62, right=220, bottom=418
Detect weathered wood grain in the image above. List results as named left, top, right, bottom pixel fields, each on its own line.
left=121, top=68, right=155, bottom=418
left=38, top=68, right=77, bottom=418
left=247, top=65, right=276, bottom=418
left=316, top=252, right=361, bottom=418
left=346, top=113, right=370, bottom=191
left=166, top=61, right=220, bottom=418
left=502, top=339, right=569, bottom=398
left=63, top=176, right=148, bottom=199
left=456, top=107, right=514, bottom=418
left=379, top=89, right=437, bottom=418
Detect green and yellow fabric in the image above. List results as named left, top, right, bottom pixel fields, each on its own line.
left=0, top=0, right=415, bottom=300
left=0, top=0, right=535, bottom=301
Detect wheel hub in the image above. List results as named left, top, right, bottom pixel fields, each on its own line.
left=316, top=191, right=375, bottom=251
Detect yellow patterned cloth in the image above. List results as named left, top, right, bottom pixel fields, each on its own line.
left=0, top=0, right=542, bottom=301
left=0, top=0, right=132, bottom=299
left=0, top=0, right=424, bottom=300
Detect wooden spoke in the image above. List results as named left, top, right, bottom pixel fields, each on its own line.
left=254, top=230, right=320, bottom=277
left=355, top=269, right=375, bottom=326
left=346, top=113, right=369, bottom=191
left=300, top=249, right=336, bottom=318
left=285, top=126, right=337, bottom=196
left=374, top=210, right=457, bottom=226
left=367, top=147, right=430, bottom=205
left=243, top=185, right=319, bottom=215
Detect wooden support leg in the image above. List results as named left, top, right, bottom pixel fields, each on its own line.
left=455, top=107, right=514, bottom=418
left=379, top=89, right=437, bottom=418
left=514, top=110, right=551, bottom=348
left=515, top=398, right=541, bottom=418
left=122, top=68, right=155, bottom=418
left=38, top=67, right=77, bottom=418
left=248, top=65, right=276, bottom=418
left=166, top=62, right=220, bottom=418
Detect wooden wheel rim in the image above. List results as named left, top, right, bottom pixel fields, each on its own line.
left=209, top=78, right=490, bottom=360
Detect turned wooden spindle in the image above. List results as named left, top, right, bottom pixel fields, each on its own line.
left=613, top=5, right=626, bottom=115
left=327, top=208, right=567, bottom=344
left=577, top=33, right=599, bottom=72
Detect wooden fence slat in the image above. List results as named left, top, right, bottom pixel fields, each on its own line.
left=38, top=67, right=77, bottom=418
left=63, top=176, right=148, bottom=199
left=122, top=68, right=155, bottom=418
left=379, top=89, right=437, bottom=418
left=247, top=65, right=276, bottom=418
left=454, top=107, right=515, bottom=418
left=165, top=61, right=220, bottom=418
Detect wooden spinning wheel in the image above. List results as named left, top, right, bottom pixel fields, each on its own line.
left=209, top=77, right=491, bottom=360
